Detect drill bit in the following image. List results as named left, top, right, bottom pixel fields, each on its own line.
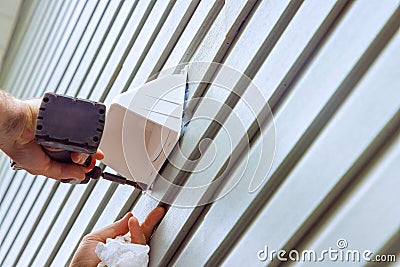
left=81, top=166, right=147, bottom=191
left=102, top=172, right=147, bottom=191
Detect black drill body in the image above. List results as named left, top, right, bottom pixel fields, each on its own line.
left=33, top=92, right=145, bottom=190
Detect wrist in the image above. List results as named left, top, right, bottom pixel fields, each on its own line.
left=18, top=99, right=39, bottom=144
left=0, top=91, right=26, bottom=148
left=0, top=93, right=31, bottom=152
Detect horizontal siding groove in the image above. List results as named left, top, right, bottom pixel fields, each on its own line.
left=367, top=227, right=400, bottom=267
left=4, top=1, right=53, bottom=92
left=1, top=178, right=47, bottom=265
left=47, top=2, right=185, bottom=265
left=12, top=180, right=57, bottom=266
left=220, top=3, right=399, bottom=266
left=133, top=1, right=306, bottom=266
left=0, top=0, right=40, bottom=85
left=114, top=190, right=142, bottom=221
left=35, top=0, right=90, bottom=97
left=65, top=182, right=120, bottom=264
left=0, top=2, right=76, bottom=236
left=0, top=159, right=11, bottom=198
left=27, top=183, right=76, bottom=266
left=29, top=0, right=83, bottom=97
left=51, top=0, right=104, bottom=95
left=73, top=0, right=127, bottom=97
left=95, top=0, right=157, bottom=101
left=0, top=176, right=40, bottom=246
left=16, top=1, right=122, bottom=263
left=269, top=0, right=351, bottom=112
left=120, top=0, right=179, bottom=93
left=18, top=2, right=113, bottom=265
left=216, top=4, right=400, bottom=266
left=245, top=0, right=351, bottom=146
left=44, top=180, right=99, bottom=266
left=158, top=0, right=265, bottom=206
left=177, top=0, right=225, bottom=69
left=12, top=0, right=64, bottom=98
left=0, top=172, right=27, bottom=227
left=278, top=109, right=400, bottom=267
left=62, top=0, right=114, bottom=96
left=188, top=0, right=260, bottom=106
left=0, top=171, right=18, bottom=207
left=161, top=0, right=303, bottom=212
left=147, top=0, right=202, bottom=80
left=1, top=1, right=398, bottom=266
left=40, top=2, right=177, bottom=264
left=17, top=0, right=75, bottom=98
left=5, top=3, right=96, bottom=265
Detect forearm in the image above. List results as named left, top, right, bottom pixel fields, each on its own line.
left=0, top=90, right=27, bottom=151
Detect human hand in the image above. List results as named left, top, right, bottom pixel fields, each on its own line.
left=2, top=98, right=104, bottom=180
left=70, top=207, right=166, bottom=267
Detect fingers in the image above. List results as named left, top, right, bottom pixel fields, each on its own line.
left=44, top=150, right=104, bottom=180
left=129, top=217, right=146, bottom=245
left=42, top=160, right=88, bottom=180
left=90, top=212, right=133, bottom=241
left=140, top=207, right=165, bottom=242
left=82, top=208, right=165, bottom=247
left=71, top=150, right=104, bottom=165
left=92, top=150, right=104, bottom=160
left=71, top=153, right=89, bottom=165
left=68, top=150, right=104, bottom=180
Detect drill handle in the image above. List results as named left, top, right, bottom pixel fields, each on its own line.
left=42, top=147, right=95, bottom=184
left=42, top=148, right=92, bottom=167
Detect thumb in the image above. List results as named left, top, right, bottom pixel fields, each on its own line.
left=90, top=212, right=133, bottom=241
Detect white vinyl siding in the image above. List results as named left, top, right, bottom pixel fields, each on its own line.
left=1, top=1, right=399, bottom=267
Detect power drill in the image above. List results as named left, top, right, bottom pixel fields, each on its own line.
left=30, top=92, right=145, bottom=190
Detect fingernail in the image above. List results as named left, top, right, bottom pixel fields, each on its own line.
left=80, top=155, right=86, bottom=164
left=120, top=212, right=132, bottom=221
left=156, top=206, right=166, bottom=214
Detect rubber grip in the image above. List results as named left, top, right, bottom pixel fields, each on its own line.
left=43, top=149, right=73, bottom=163
left=43, top=148, right=94, bottom=184
left=42, top=148, right=92, bottom=167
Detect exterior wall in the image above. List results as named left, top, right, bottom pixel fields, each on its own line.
left=1, top=1, right=400, bottom=266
